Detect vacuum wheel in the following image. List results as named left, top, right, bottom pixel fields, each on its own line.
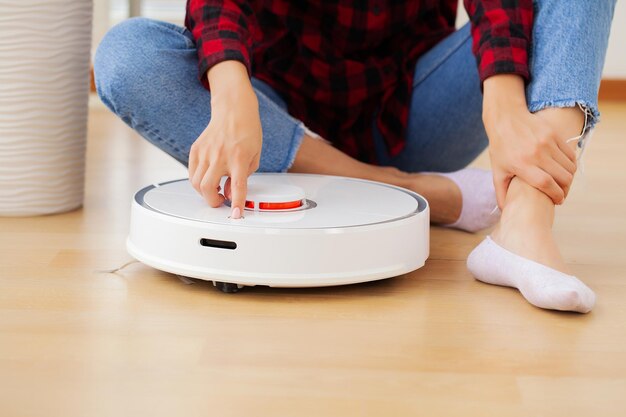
left=213, top=281, right=243, bottom=293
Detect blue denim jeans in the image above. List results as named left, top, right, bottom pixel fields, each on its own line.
left=94, top=0, right=615, bottom=173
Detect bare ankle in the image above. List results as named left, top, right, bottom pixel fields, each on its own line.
left=407, top=174, right=461, bottom=224
left=498, top=177, right=554, bottom=231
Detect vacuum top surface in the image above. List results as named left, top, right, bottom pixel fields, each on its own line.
left=139, top=174, right=426, bottom=229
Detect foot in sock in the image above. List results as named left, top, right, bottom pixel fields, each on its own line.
left=426, top=168, right=501, bottom=233
left=466, top=178, right=595, bottom=313
left=467, top=236, right=595, bottom=313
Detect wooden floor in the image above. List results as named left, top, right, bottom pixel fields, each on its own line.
left=1, top=99, right=625, bottom=417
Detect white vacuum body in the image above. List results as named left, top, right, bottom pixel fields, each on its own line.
left=127, top=173, right=429, bottom=292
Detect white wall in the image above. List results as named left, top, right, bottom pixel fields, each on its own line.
left=92, top=0, right=109, bottom=55
left=604, top=1, right=626, bottom=78
left=92, top=0, right=626, bottom=79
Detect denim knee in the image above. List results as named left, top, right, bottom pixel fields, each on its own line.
left=95, top=18, right=142, bottom=113
left=94, top=17, right=192, bottom=115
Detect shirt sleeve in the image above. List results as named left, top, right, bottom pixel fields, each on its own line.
left=185, top=0, right=257, bottom=89
left=463, top=0, right=533, bottom=84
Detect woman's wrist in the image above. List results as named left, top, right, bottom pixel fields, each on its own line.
left=482, top=74, right=528, bottom=124
left=207, top=60, right=257, bottom=109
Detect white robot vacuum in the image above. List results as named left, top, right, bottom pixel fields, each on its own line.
left=127, top=173, right=429, bottom=292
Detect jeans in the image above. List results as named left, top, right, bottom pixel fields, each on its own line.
left=94, top=0, right=615, bottom=173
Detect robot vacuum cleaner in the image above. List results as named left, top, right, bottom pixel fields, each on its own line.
left=127, top=173, right=429, bottom=292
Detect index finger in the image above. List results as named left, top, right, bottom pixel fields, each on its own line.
left=200, top=166, right=226, bottom=208
left=229, top=166, right=248, bottom=219
left=527, top=166, right=565, bottom=205
left=556, top=133, right=578, bottom=163
left=493, top=171, right=511, bottom=210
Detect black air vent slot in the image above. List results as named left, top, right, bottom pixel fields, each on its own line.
left=199, top=238, right=237, bottom=250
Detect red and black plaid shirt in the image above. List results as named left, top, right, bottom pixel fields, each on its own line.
left=185, top=0, right=533, bottom=163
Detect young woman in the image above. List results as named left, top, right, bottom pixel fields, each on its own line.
left=95, top=0, right=616, bottom=313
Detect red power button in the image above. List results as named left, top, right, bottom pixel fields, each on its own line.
left=245, top=200, right=303, bottom=210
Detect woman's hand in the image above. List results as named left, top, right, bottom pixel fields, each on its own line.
left=483, top=75, right=577, bottom=208
left=188, top=61, right=262, bottom=219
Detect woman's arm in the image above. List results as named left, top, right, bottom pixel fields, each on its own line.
left=483, top=75, right=577, bottom=208
left=188, top=61, right=262, bottom=218
left=464, top=1, right=576, bottom=207
left=185, top=1, right=261, bottom=218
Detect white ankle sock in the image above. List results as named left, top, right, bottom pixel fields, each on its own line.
left=467, top=236, right=596, bottom=313
left=429, top=168, right=500, bottom=233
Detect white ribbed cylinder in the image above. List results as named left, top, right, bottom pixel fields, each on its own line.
left=0, top=1, right=93, bottom=216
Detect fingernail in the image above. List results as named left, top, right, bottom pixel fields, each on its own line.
left=231, top=207, right=241, bottom=219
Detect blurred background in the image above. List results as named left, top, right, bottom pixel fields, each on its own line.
left=1, top=3, right=624, bottom=414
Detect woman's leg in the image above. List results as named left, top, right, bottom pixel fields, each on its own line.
left=470, top=0, right=616, bottom=312
left=94, top=18, right=465, bottom=225
left=374, top=24, right=487, bottom=173
left=295, top=24, right=498, bottom=230
left=288, top=135, right=463, bottom=224
left=369, top=24, right=498, bottom=231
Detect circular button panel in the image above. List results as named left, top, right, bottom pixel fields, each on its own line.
left=142, top=174, right=423, bottom=229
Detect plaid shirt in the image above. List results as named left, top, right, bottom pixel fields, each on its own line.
left=185, top=0, right=533, bottom=163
